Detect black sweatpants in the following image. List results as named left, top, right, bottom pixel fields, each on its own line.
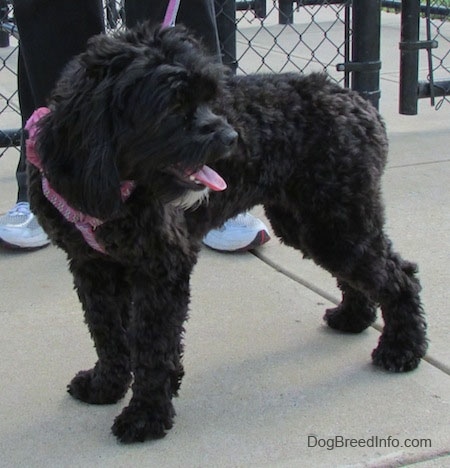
left=12, top=0, right=219, bottom=202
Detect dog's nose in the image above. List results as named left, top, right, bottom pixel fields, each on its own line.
left=221, top=129, right=238, bottom=148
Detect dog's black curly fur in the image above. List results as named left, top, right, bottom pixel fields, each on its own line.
left=28, top=23, right=427, bottom=443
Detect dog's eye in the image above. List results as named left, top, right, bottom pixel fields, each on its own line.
left=172, top=101, right=191, bottom=119
left=182, top=108, right=195, bottom=126
left=182, top=113, right=192, bottom=131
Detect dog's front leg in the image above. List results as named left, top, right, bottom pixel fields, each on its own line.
left=68, top=258, right=132, bottom=404
left=111, top=268, right=190, bottom=443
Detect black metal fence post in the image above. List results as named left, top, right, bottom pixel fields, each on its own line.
left=215, top=0, right=237, bottom=73
left=350, top=0, right=382, bottom=109
left=399, top=0, right=420, bottom=114
left=399, top=0, right=421, bottom=114
left=0, top=0, right=10, bottom=47
left=279, top=0, right=294, bottom=24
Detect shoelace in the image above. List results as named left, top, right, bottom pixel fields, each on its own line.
left=7, top=202, right=30, bottom=217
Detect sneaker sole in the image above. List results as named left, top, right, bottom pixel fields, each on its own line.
left=204, top=229, right=271, bottom=253
left=234, top=230, right=271, bottom=252
left=0, top=238, right=51, bottom=250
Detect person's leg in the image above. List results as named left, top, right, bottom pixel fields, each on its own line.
left=0, top=47, right=50, bottom=248
left=16, top=48, right=31, bottom=204
left=0, top=0, right=105, bottom=249
left=14, top=0, right=104, bottom=114
left=124, top=0, right=220, bottom=57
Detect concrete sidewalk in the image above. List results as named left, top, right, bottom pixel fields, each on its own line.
left=0, top=10, right=449, bottom=468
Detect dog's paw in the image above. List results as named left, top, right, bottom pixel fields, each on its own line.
left=324, top=305, right=376, bottom=333
left=68, top=368, right=131, bottom=404
left=111, top=401, right=175, bottom=443
left=371, top=340, right=426, bottom=372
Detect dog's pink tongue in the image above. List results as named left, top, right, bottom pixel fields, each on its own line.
left=192, top=165, right=227, bottom=191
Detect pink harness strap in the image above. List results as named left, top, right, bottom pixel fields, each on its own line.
left=26, top=107, right=135, bottom=254
left=162, top=0, right=181, bottom=28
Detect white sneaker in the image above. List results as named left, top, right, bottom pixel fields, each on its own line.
left=203, top=212, right=270, bottom=252
left=0, top=202, right=50, bottom=249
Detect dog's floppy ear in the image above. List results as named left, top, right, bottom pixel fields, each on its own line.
left=37, top=95, right=123, bottom=220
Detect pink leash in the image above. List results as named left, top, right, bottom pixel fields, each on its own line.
left=162, top=0, right=181, bottom=28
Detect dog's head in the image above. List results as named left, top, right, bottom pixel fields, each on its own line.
left=35, top=23, right=237, bottom=218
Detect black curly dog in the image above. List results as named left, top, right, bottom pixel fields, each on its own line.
left=28, top=23, right=427, bottom=442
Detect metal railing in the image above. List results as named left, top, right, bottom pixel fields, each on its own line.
left=395, top=0, right=450, bottom=114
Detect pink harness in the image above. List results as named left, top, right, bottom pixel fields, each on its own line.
left=26, top=107, right=135, bottom=254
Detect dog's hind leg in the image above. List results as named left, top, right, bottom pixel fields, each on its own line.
left=368, top=249, right=427, bottom=372
left=265, top=204, right=378, bottom=334
left=324, top=280, right=377, bottom=333
left=67, top=258, right=132, bottom=404
left=265, top=204, right=427, bottom=372
left=111, top=266, right=191, bottom=443
left=318, top=236, right=426, bottom=372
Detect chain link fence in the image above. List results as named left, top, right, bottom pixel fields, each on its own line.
left=0, top=1, right=448, bottom=157
left=219, top=1, right=351, bottom=80
left=0, top=0, right=353, bottom=159
left=419, top=0, right=449, bottom=109
left=0, top=0, right=19, bottom=157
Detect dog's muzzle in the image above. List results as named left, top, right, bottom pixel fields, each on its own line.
left=219, top=128, right=238, bottom=150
